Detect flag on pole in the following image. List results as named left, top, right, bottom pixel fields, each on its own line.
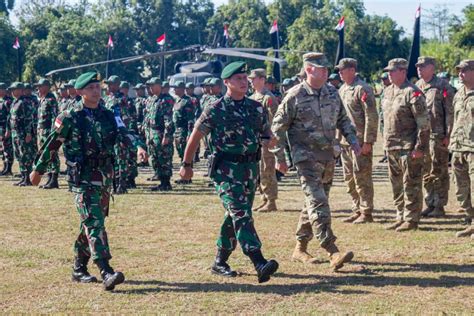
left=270, top=19, right=281, bottom=82
left=107, top=35, right=114, bottom=48
left=334, top=16, right=345, bottom=66
left=223, top=24, right=229, bottom=41
left=13, top=37, right=20, bottom=49
left=156, top=33, right=166, bottom=46
left=269, top=19, right=278, bottom=34
left=407, top=5, right=421, bottom=80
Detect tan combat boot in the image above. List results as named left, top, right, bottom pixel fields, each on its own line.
left=395, top=221, right=418, bottom=232
left=342, top=212, right=361, bottom=223
left=455, top=224, right=474, bottom=238
left=385, top=220, right=404, bottom=230
left=291, top=240, right=319, bottom=264
left=325, top=243, right=354, bottom=271
left=257, top=199, right=278, bottom=212
left=353, top=214, right=374, bottom=224
left=252, top=197, right=267, bottom=212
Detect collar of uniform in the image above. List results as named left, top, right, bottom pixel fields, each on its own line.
left=464, top=87, right=474, bottom=96
left=302, top=80, right=329, bottom=96
left=398, top=80, right=411, bottom=90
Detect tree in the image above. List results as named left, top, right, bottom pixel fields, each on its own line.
left=449, top=4, right=474, bottom=48
left=424, top=5, right=456, bottom=42
left=0, top=0, right=14, bottom=16
left=0, top=14, right=17, bottom=82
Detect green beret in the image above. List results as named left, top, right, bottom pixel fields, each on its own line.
left=162, top=81, right=170, bottom=88
left=34, top=78, right=51, bottom=87
left=173, top=80, right=185, bottom=88
left=67, top=79, right=76, bottom=87
left=74, top=71, right=100, bottom=89
left=185, top=82, right=195, bottom=88
left=9, top=82, right=24, bottom=90
left=105, top=75, right=120, bottom=84
left=328, top=73, right=341, bottom=81
left=0, top=82, right=7, bottom=90
left=119, top=81, right=130, bottom=89
left=209, top=78, right=222, bottom=86
left=221, top=61, right=247, bottom=79
left=148, top=77, right=162, bottom=85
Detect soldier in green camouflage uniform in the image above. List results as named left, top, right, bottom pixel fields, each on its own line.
left=144, top=77, right=174, bottom=191
left=0, top=83, right=14, bottom=176
left=23, top=83, right=39, bottom=148
left=179, top=61, right=279, bottom=283
left=172, top=81, right=195, bottom=161
left=415, top=57, right=455, bottom=218
left=134, top=83, right=148, bottom=167
left=336, top=58, right=379, bottom=224
left=120, top=81, right=139, bottom=188
left=30, top=72, right=148, bottom=291
left=272, top=53, right=360, bottom=270
left=450, top=60, right=474, bottom=239
left=382, top=59, right=430, bottom=232
left=57, top=83, right=71, bottom=113
left=7, top=82, right=37, bottom=186
left=185, top=83, right=201, bottom=162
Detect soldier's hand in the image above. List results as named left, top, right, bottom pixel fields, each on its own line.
left=411, top=150, right=424, bottom=159
left=350, top=142, right=362, bottom=156
left=137, top=147, right=148, bottom=162
left=361, top=143, right=373, bottom=156
left=29, top=171, right=42, bottom=186
left=179, top=166, right=193, bottom=180
left=162, top=138, right=170, bottom=146
left=276, top=161, right=288, bottom=174
left=442, top=137, right=450, bottom=147
left=4, top=131, right=10, bottom=139
left=267, top=135, right=277, bottom=148
left=25, top=133, right=32, bottom=144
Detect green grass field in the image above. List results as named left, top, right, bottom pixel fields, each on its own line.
left=0, top=142, right=473, bottom=314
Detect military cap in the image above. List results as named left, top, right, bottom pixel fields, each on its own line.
left=105, top=75, right=120, bottom=84
left=302, top=52, right=331, bottom=68
left=67, top=79, right=76, bottom=87
left=437, top=72, right=450, bottom=79
left=134, top=83, right=145, bottom=89
left=0, top=82, right=7, bottom=90
left=281, top=78, right=292, bottom=86
left=328, top=73, right=341, bottom=81
left=34, top=78, right=51, bottom=87
left=9, top=82, right=24, bottom=90
left=266, top=76, right=277, bottom=84
left=380, top=72, right=389, bottom=80
left=185, top=82, right=195, bottom=89
left=248, top=68, right=266, bottom=79
left=162, top=81, right=170, bottom=88
left=173, top=80, right=185, bottom=88
left=59, top=83, right=68, bottom=90
left=455, top=59, right=474, bottom=71
left=119, top=81, right=130, bottom=89
left=383, top=58, right=408, bottom=71
left=335, top=58, right=358, bottom=70
left=415, top=56, right=436, bottom=67
left=209, top=78, right=222, bottom=86
left=221, top=61, right=247, bottom=79
left=24, top=83, right=33, bottom=90
left=202, top=78, right=211, bottom=86
left=148, top=77, right=162, bottom=85
left=74, top=71, right=100, bottom=89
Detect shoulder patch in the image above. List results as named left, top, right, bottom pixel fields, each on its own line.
left=413, top=90, right=423, bottom=98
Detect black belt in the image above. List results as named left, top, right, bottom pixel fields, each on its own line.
left=83, top=156, right=114, bottom=168
left=221, top=151, right=260, bottom=163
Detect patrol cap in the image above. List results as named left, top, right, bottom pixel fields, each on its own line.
left=380, top=72, right=389, bottom=80
left=0, top=82, right=8, bottom=90
left=221, top=61, right=247, bottom=79
left=335, top=58, right=357, bottom=70
left=105, top=75, right=120, bottom=84
left=185, top=82, right=195, bottom=89
left=134, top=83, right=145, bottom=89
left=455, top=59, right=474, bottom=71
left=209, top=78, right=222, bottom=86
left=328, top=73, right=341, bottom=81
left=266, top=76, right=277, bottom=84
left=119, top=81, right=130, bottom=89
left=34, top=78, right=51, bottom=87
left=9, top=82, right=24, bottom=90
left=248, top=68, right=266, bottom=79
left=74, top=71, right=100, bottom=89
left=302, top=52, right=331, bottom=68
left=281, top=78, right=292, bottom=86
left=162, top=81, right=170, bottom=88
left=173, top=80, right=185, bottom=88
left=415, top=56, right=436, bottom=67
left=67, top=79, right=76, bottom=87
left=24, top=83, right=33, bottom=90
left=148, top=77, right=162, bottom=85
left=384, top=58, right=409, bottom=71
left=437, top=72, right=450, bottom=79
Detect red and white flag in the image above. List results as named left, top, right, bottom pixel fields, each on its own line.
left=223, top=24, right=229, bottom=39
left=269, top=19, right=278, bottom=34
left=156, top=33, right=166, bottom=46
left=415, top=5, right=421, bottom=18
left=335, top=16, right=345, bottom=31
left=107, top=35, right=114, bottom=48
left=12, top=37, right=20, bottom=49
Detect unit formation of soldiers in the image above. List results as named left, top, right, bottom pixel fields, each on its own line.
left=0, top=54, right=472, bottom=291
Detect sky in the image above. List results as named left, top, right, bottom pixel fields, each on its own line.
left=12, top=0, right=471, bottom=36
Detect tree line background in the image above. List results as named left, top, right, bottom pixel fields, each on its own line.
left=0, top=0, right=473, bottom=84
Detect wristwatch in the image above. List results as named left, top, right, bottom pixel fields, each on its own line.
left=181, top=161, right=192, bottom=168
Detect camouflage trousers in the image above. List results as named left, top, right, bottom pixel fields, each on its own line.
left=258, top=145, right=278, bottom=200
left=128, top=147, right=138, bottom=180
left=0, top=135, right=14, bottom=163
left=451, top=151, right=474, bottom=219
left=174, top=136, right=187, bottom=161
left=341, top=145, right=374, bottom=215
left=423, top=138, right=450, bottom=208
left=73, top=185, right=112, bottom=261
left=295, top=160, right=337, bottom=249
left=148, top=138, right=173, bottom=177
left=214, top=161, right=262, bottom=255
left=387, top=150, right=424, bottom=222
left=12, top=137, right=37, bottom=173
left=114, top=143, right=129, bottom=182
left=39, top=134, right=60, bottom=174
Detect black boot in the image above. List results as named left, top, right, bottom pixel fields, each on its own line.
left=128, top=176, right=136, bottom=189
left=13, top=172, right=26, bottom=186
left=0, top=161, right=12, bottom=176
left=40, top=173, right=52, bottom=189
left=72, top=256, right=98, bottom=283
left=161, top=176, right=172, bottom=191
left=43, top=173, right=59, bottom=189
left=95, top=259, right=125, bottom=291
left=147, top=174, right=160, bottom=181
left=211, top=248, right=237, bottom=277
left=19, top=171, right=32, bottom=186
left=248, top=250, right=279, bottom=283
left=115, top=178, right=128, bottom=194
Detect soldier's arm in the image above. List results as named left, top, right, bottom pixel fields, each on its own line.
left=409, top=91, right=430, bottom=152
left=271, top=94, right=296, bottom=163
left=163, top=99, right=174, bottom=140
left=186, top=100, right=195, bottom=135
left=358, top=85, right=378, bottom=144
left=442, top=82, right=455, bottom=139
left=336, top=95, right=358, bottom=145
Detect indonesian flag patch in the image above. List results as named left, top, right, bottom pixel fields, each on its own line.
left=413, top=90, right=423, bottom=98
left=54, top=117, right=63, bottom=129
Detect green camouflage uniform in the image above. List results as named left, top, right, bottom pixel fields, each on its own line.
left=33, top=101, right=143, bottom=261
left=25, top=94, right=39, bottom=145
left=195, top=95, right=272, bottom=254
left=172, top=94, right=194, bottom=160
left=135, top=95, right=148, bottom=143
left=37, top=92, right=60, bottom=174
left=0, top=96, right=14, bottom=164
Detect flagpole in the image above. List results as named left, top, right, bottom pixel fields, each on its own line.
left=17, top=47, right=22, bottom=82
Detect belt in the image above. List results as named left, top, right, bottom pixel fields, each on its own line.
left=220, top=151, right=260, bottom=163
left=83, top=156, right=114, bottom=168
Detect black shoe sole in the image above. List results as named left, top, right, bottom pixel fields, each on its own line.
left=71, top=275, right=98, bottom=283
left=103, top=272, right=125, bottom=291
left=211, top=267, right=238, bottom=278
left=258, top=260, right=279, bottom=283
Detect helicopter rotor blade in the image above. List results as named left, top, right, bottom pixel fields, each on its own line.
left=202, top=48, right=287, bottom=66
left=224, top=47, right=311, bottom=54
left=45, top=55, right=140, bottom=76
left=121, top=46, right=201, bottom=64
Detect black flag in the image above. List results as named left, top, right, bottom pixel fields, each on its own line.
left=269, top=19, right=281, bottom=83
left=335, top=16, right=345, bottom=66
left=407, top=5, right=421, bottom=80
